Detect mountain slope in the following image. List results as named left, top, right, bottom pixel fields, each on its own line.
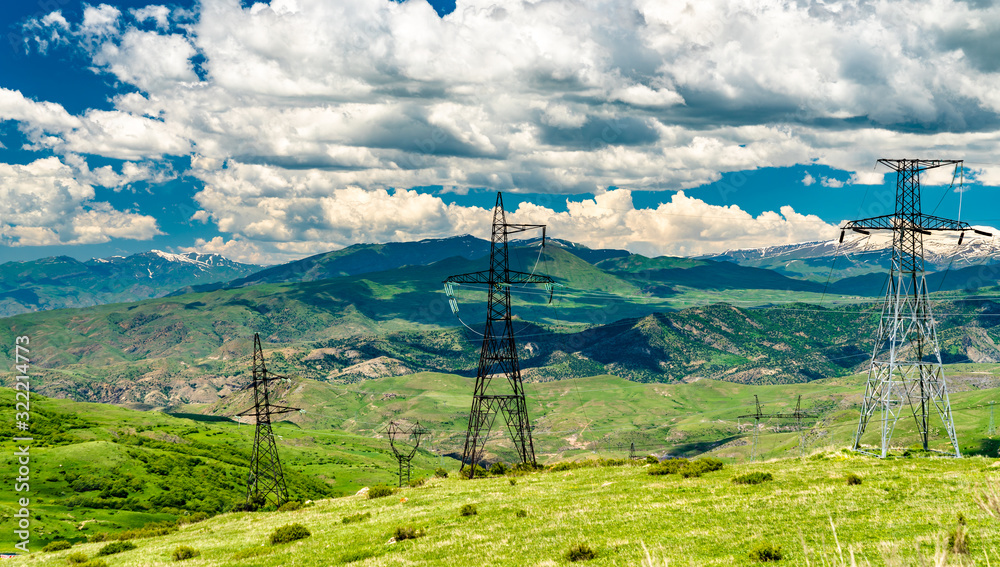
left=0, top=251, right=260, bottom=317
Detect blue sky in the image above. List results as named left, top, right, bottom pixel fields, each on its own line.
left=2, top=0, right=999, bottom=264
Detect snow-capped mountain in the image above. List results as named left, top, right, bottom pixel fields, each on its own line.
left=0, top=251, right=261, bottom=317
left=705, top=225, right=1000, bottom=277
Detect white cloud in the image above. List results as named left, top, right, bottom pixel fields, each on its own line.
left=8, top=0, right=1000, bottom=255
left=180, top=160, right=836, bottom=263
left=0, top=157, right=163, bottom=246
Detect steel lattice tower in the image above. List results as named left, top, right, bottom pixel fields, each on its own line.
left=444, top=192, right=554, bottom=478
left=845, top=159, right=990, bottom=458
left=238, top=333, right=300, bottom=506
left=385, top=421, right=429, bottom=487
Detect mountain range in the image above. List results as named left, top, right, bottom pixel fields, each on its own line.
left=0, top=251, right=260, bottom=317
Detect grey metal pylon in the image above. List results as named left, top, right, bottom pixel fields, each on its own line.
left=845, top=159, right=990, bottom=458
left=237, top=333, right=300, bottom=506
left=384, top=421, right=429, bottom=487
left=444, top=192, right=554, bottom=478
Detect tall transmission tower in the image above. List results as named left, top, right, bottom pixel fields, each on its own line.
left=990, top=402, right=996, bottom=437
left=738, top=395, right=819, bottom=461
left=443, top=192, right=554, bottom=478
left=844, top=159, right=990, bottom=458
left=237, top=333, right=300, bottom=506
left=384, top=421, right=429, bottom=487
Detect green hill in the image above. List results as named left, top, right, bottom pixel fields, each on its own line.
left=10, top=453, right=1000, bottom=565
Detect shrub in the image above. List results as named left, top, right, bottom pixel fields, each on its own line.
left=565, top=543, right=596, bottom=562
left=646, top=455, right=659, bottom=464
left=43, top=541, right=72, bottom=552
left=270, top=523, right=311, bottom=545
left=96, top=541, right=136, bottom=556
left=278, top=501, right=302, bottom=512
left=459, top=503, right=478, bottom=516
left=459, top=464, right=489, bottom=479
left=679, top=457, right=725, bottom=478
left=172, top=546, right=200, bottom=561
left=434, top=467, right=449, bottom=478
left=949, top=523, right=969, bottom=555
left=393, top=525, right=424, bottom=541
left=846, top=473, right=862, bottom=486
left=733, top=472, right=774, bottom=485
left=508, top=477, right=517, bottom=486
left=368, top=485, right=396, bottom=499
left=67, top=552, right=89, bottom=564
left=515, top=509, right=528, bottom=518
left=749, top=542, right=783, bottom=562
left=180, top=511, right=210, bottom=524
left=489, top=461, right=508, bottom=476
left=408, top=477, right=426, bottom=488
left=87, top=533, right=109, bottom=543
left=342, top=512, right=371, bottom=524
left=648, top=458, right=689, bottom=476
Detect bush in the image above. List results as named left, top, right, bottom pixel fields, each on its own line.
left=489, top=462, right=508, bottom=476
left=368, top=485, right=396, bottom=499
left=565, top=543, right=596, bottom=562
left=949, top=525, right=969, bottom=555
left=749, top=542, right=783, bottom=562
left=646, top=455, right=659, bottom=464
left=434, top=467, right=449, bottom=478
left=408, top=477, right=426, bottom=488
left=180, top=511, right=210, bottom=524
left=67, top=552, right=89, bottom=564
left=515, top=509, right=528, bottom=518
left=87, top=533, right=109, bottom=543
left=508, top=477, right=517, bottom=486
left=277, top=501, right=302, bottom=512
left=172, top=546, right=200, bottom=561
left=459, top=503, right=478, bottom=516
left=648, top=458, right=689, bottom=476
left=733, top=472, right=773, bottom=485
left=43, top=541, right=72, bottom=552
left=270, top=523, right=311, bottom=545
left=342, top=512, right=371, bottom=524
left=846, top=473, right=862, bottom=486
left=459, top=464, right=489, bottom=479
left=679, top=457, right=725, bottom=478
left=96, top=541, right=136, bottom=556
left=393, top=525, right=424, bottom=541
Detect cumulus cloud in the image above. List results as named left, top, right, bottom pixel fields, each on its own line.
left=176, top=160, right=837, bottom=263
left=0, top=157, right=163, bottom=246
left=7, top=0, right=1000, bottom=253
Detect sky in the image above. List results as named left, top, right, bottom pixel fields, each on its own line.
left=2, top=0, right=1000, bottom=265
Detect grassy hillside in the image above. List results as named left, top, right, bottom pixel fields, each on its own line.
left=0, top=390, right=449, bottom=549
left=10, top=454, right=1000, bottom=565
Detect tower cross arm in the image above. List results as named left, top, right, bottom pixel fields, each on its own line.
left=444, top=270, right=555, bottom=285
left=506, top=270, right=554, bottom=285
left=504, top=223, right=546, bottom=236
left=843, top=214, right=989, bottom=234
left=236, top=404, right=300, bottom=417
left=444, top=270, right=492, bottom=285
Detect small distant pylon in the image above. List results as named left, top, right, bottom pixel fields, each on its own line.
left=738, top=396, right=765, bottom=463
left=237, top=333, right=300, bottom=507
left=385, top=421, right=429, bottom=487
left=989, top=402, right=996, bottom=437
left=629, top=441, right=637, bottom=460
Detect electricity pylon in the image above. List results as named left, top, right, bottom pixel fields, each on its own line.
left=989, top=402, right=996, bottom=437
left=845, top=159, right=990, bottom=458
left=739, top=395, right=818, bottom=461
left=738, top=395, right=766, bottom=462
left=443, top=192, right=554, bottom=478
left=237, top=333, right=300, bottom=506
left=384, top=421, right=429, bottom=487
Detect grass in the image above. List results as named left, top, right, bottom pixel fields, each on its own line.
left=10, top=454, right=1000, bottom=566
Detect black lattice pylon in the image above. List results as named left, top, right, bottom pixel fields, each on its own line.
left=444, top=192, right=554, bottom=478
left=237, top=333, right=300, bottom=506
left=844, top=159, right=991, bottom=458
left=384, top=421, right=429, bottom=487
